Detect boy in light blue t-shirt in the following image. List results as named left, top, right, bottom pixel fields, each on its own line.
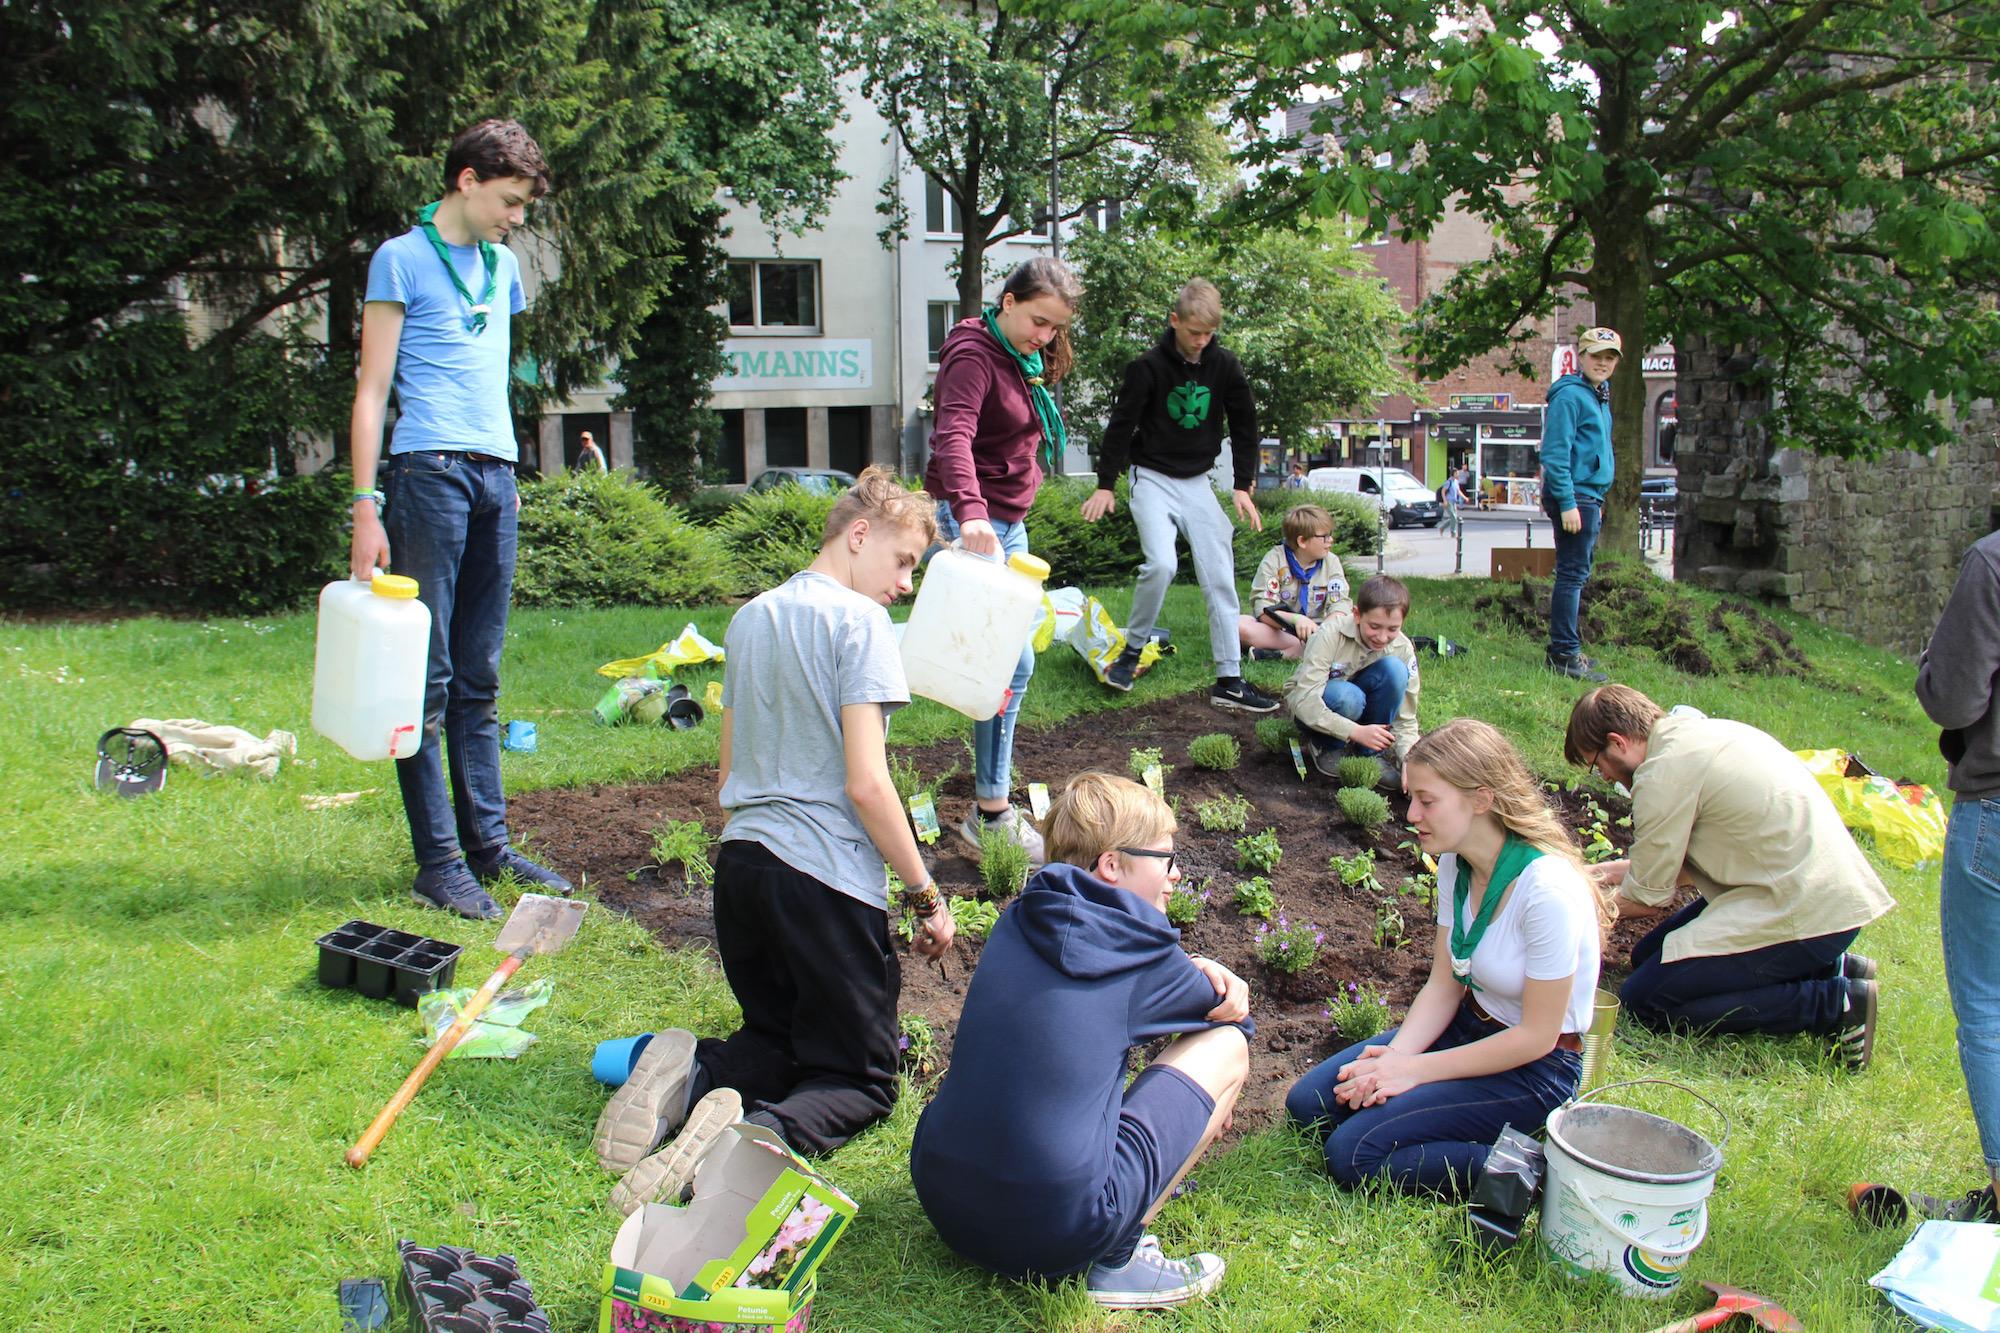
left=347, top=119, right=569, bottom=921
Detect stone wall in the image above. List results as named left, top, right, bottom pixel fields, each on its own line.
left=1673, top=334, right=2000, bottom=654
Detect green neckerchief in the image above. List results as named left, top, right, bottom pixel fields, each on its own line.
left=981, top=307, right=1068, bottom=472
left=416, top=201, right=499, bottom=334
left=1449, top=833, right=1546, bottom=991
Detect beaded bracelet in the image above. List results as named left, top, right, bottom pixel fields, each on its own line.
left=901, top=882, right=942, bottom=917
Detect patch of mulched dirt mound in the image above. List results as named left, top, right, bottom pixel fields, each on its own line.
left=512, top=694, right=1659, bottom=1133
left=1473, top=561, right=1811, bottom=678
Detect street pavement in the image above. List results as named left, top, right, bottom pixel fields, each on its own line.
left=1366, top=510, right=1675, bottom=580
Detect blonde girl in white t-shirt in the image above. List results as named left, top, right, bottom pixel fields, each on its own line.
left=1285, top=718, right=1610, bottom=1197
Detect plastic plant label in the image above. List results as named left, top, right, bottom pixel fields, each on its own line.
left=1290, top=740, right=1308, bottom=781
left=908, top=792, right=940, bottom=844
left=1027, top=782, right=1051, bottom=820
left=1142, top=765, right=1165, bottom=797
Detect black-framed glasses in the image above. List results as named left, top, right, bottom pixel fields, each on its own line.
left=1118, top=846, right=1178, bottom=875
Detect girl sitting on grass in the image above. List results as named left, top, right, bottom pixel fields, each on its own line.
left=1285, top=718, right=1608, bottom=1196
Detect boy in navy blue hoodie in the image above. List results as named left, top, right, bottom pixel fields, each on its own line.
left=1540, top=326, right=1620, bottom=682
left=910, top=773, right=1250, bottom=1310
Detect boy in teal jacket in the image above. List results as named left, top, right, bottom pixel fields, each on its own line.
left=1540, top=327, right=1620, bottom=681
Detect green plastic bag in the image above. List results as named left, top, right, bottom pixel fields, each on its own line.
left=415, top=976, right=553, bottom=1059
left=1795, top=749, right=1948, bottom=869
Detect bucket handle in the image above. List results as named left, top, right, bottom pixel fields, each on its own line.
left=1560, top=1171, right=1711, bottom=1258
left=1568, top=1078, right=1730, bottom=1155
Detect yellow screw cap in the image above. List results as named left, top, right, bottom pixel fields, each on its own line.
left=371, top=573, right=420, bottom=599
left=1007, top=553, right=1051, bottom=582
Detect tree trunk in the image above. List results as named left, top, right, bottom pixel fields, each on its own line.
left=1589, top=211, right=1652, bottom=558
left=957, top=225, right=989, bottom=320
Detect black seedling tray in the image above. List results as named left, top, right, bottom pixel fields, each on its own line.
left=397, top=1241, right=549, bottom=1333
left=317, top=921, right=464, bottom=1007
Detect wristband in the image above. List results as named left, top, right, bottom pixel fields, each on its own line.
left=901, top=882, right=941, bottom=916
left=352, top=489, right=385, bottom=509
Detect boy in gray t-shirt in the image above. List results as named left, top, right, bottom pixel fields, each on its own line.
left=591, top=470, right=956, bottom=1209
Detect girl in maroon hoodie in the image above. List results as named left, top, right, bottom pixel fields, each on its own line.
left=924, top=256, right=1081, bottom=867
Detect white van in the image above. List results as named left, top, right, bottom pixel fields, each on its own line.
left=1304, top=466, right=1445, bottom=529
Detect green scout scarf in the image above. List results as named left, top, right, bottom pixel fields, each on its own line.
left=982, top=307, right=1068, bottom=472
left=1449, top=833, right=1546, bottom=990
left=417, top=201, right=499, bottom=334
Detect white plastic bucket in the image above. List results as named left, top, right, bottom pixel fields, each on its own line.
left=312, top=575, right=432, bottom=761
left=900, top=548, right=1050, bottom=720
left=1540, top=1079, right=1727, bottom=1299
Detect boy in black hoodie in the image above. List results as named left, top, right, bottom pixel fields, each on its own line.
left=909, top=772, right=1250, bottom=1309
left=1084, top=279, right=1279, bottom=714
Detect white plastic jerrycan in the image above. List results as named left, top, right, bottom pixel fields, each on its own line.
left=312, top=574, right=433, bottom=761
left=901, top=548, right=1051, bottom=720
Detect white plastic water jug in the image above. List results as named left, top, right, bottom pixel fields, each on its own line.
left=312, top=574, right=433, bottom=761
left=901, top=548, right=1050, bottom=720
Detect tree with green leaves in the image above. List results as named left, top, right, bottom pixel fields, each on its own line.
left=853, top=0, right=1225, bottom=317
left=1064, top=218, right=1410, bottom=459
left=0, top=0, right=846, bottom=605
left=1060, top=0, right=2000, bottom=551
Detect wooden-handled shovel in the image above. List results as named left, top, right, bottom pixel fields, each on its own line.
left=346, top=893, right=588, bottom=1167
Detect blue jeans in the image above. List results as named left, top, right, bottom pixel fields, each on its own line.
left=1544, top=496, right=1601, bottom=659
left=1286, top=1005, right=1581, bottom=1197
left=932, top=502, right=1035, bottom=802
left=1943, top=798, right=2000, bottom=1168
left=381, top=451, right=518, bottom=869
left=1621, top=898, right=1856, bottom=1035
left=1316, top=657, right=1409, bottom=756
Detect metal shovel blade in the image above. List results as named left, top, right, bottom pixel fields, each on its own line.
left=493, top=893, right=587, bottom=956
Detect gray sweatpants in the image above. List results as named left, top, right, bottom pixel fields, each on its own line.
left=1127, top=465, right=1243, bottom=677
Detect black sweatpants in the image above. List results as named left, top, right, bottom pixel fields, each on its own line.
left=694, top=840, right=901, bottom=1155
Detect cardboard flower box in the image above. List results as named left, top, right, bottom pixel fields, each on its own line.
left=598, top=1123, right=856, bottom=1333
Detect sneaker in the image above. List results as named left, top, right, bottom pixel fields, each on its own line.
left=411, top=861, right=503, bottom=921
left=1841, top=952, right=1879, bottom=982
left=1105, top=645, right=1143, bottom=693
left=594, top=1028, right=700, bottom=1174
left=1248, top=646, right=1287, bottom=663
left=467, top=844, right=573, bottom=896
left=1546, top=652, right=1609, bottom=683
left=954, top=806, right=1046, bottom=868
left=608, top=1087, right=743, bottom=1216
left=1210, top=677, right=1281, bottom=714
left=1085, top=1236, right=1226, bottom=1310
left=1833, top=977, right=1880, bottom=1071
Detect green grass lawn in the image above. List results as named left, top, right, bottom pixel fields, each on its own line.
left=0, top=576, right=1969, bottom=1331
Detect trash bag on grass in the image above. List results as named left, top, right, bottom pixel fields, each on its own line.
left=1795, top=749, right=1948, bottom=868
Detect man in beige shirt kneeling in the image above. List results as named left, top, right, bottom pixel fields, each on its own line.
left=1564, top=686, right=1895, bottom=1069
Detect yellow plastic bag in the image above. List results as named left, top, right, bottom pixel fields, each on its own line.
left=1071, top=595, right=1163, bottom=685
left=1795, top=749, right=1948, bottom=868
left=596, top=623, right=726, bottom=679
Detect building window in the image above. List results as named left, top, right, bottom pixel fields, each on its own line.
left=726, top=260, right=819, bottom=332
left=715, top=410, right=746, bottom=485
left=928, top=301, right=960, bottom=364
left=1655, top=390, right=1678, bottom=464
left=1084, top=197, right=1123, bottom=231
left=829, top=407, right=871, bottom=475
left=1009, top=202, right=1051, bottom=241
left=764, top=407, right=808, bottom=468
left=924, top=177, right=962, bottom=235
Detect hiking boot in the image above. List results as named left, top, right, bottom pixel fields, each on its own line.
left=1834, top=977, right=1880, bottom=1071
left=1211, top=677, right=1280, bottom=714
left=1842, top=952, right=1879, bottom=982
left=608, top=1087, right=743, bottom=1216
left=954, top=805, right=1046, bottom=868
left=1085, top=1235, right=1226, bottom=1310
left=1248, top=646, right=1287, bottom=663
left=1546, top=652, right=1609, bottom=683
left=411, top=860, right=503, bottom=921
left=1105, top=645, right=1144, bottom=693
left=1363, top=752, right=1404, bottom=792
left=594, top=1028, right=701, bottom=1174
left=467, top=844, right=573, bottom=896
left=1300, top=733, right=1344, bottom=780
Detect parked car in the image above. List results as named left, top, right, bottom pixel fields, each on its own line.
left=746, top=467, right=857, bottom=495
left=1304, top=466, right=1444, bottom=528
left=1641, top=475, right=1677, bottom=523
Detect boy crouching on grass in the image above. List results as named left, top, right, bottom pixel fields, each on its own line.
left=909, top=773, right=1250, bottom=1310
left=1283, top=574, right=1421, bottom=785
left=1238, top=502, right=1351, bottom=662
left=591, top=467, right=956, bottom=1215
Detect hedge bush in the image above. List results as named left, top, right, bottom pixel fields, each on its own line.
left=514, top=470, right=734, bottom=608
left=712, top=483, right=842, bottom=594
left=1021, top=477, right=1379, bottom=588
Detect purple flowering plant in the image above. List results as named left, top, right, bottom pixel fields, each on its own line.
left=1254, top=913, right=1323, bottom=974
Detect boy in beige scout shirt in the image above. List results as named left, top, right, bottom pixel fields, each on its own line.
left=1282, top=575, right=1420, bottom=783
left=1565, top=685, right=1894, bottom=1068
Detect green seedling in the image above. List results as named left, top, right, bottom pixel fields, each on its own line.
left=1236, top=827, right=1283, bottom=874
left=1328, top=981, right=1396, bottom=1045
left=1335, top=755, right=1384, bottom=790
left=950, top=896, right=999, bottom=940
left=647, top=819, right=714, bottom=890
left=1256, top=915, right=1323, bottom=975
left=1329, top=849, right=1380, bottom=893
left=1255, top=717, right=1294, bottom=754
left=1128, top=746, right=1173, bottom=781
left=1234, top=875, right=1277, bottom=919
left=980, top=825, right=1032, bottom=899
left=1164, top=877, right=1211, bottom=927
left=1195, top=792, right=1252, bottom=833
left=1337, top=787, right=1391, bottom=830
left=1372, top=896, right=1408, bottom=950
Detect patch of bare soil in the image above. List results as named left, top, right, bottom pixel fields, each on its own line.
left=512, top=694, right=1653, bottom=1132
